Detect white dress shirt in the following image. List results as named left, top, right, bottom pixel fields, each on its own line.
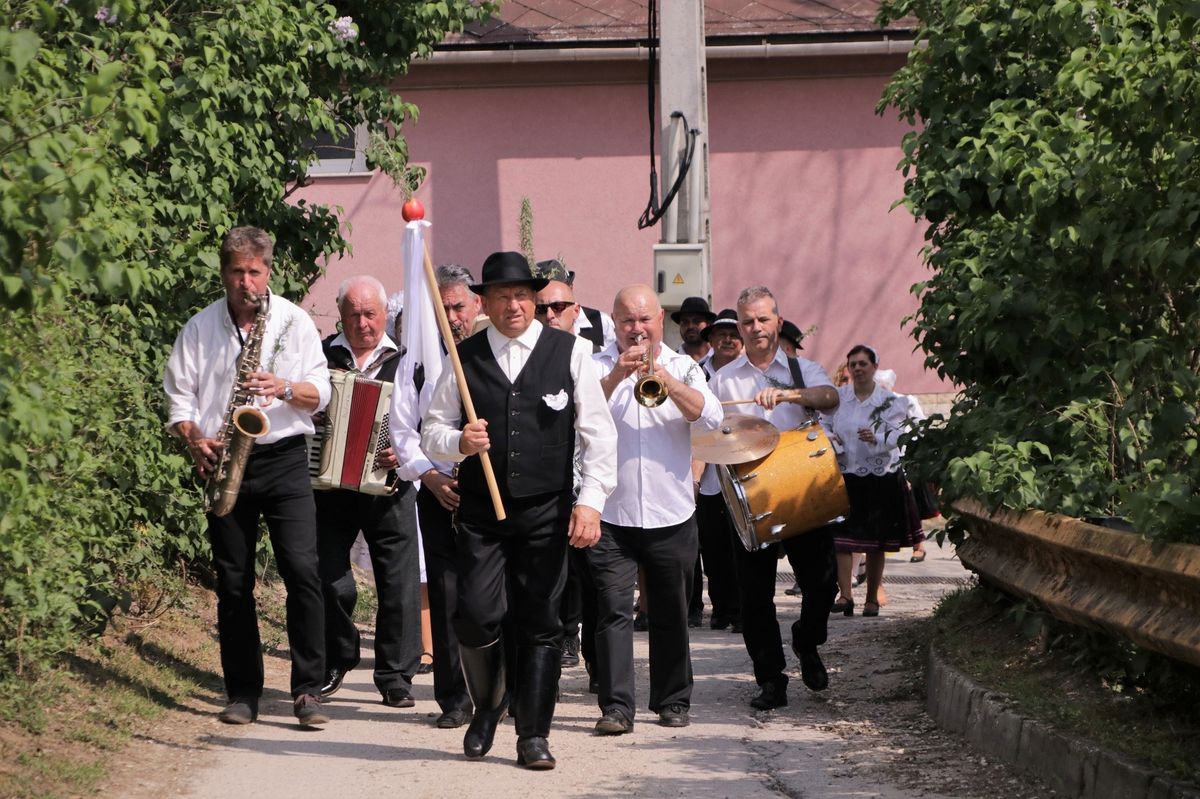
left=704, top=348, right=835, bottom=495
left=826, top=383, right=910, bottom=476
left=594, top=343, right=722, bottom=528
left=163, top=291, right=331, bottom=444
left=420, top=320, right=618, bottom=513
left=389, top=348, right=451, bottom=483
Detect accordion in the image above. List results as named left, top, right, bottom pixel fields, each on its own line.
left=308, top=371, right=396, bottom=495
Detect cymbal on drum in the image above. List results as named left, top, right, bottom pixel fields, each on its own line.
left=691, top=414, right=781, bottom=464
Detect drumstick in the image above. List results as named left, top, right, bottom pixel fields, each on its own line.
left=721, top=399, right=757, bottom=406
left=421, top=245, right=507, bottom=522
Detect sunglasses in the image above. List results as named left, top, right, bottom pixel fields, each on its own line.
left=535, top=301, right=576, bottom=315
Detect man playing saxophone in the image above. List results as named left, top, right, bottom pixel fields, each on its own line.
left=163, top=226, right=333, bottom=727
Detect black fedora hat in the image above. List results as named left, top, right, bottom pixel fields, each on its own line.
left=670, top=296, right=716, bottom=324
left=702, top=308, right=738, bottom=340
left=471, top=251, right=548, bottom=295
left=780, top=319, right=804, bottom=350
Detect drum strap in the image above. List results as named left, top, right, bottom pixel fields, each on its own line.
left=786, top=356, right=806, bottom=390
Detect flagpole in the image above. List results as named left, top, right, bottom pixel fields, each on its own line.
left=421, top=245, right=507, bottom=522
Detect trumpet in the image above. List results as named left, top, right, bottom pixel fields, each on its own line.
left=633, top=333, right=668, bottom=408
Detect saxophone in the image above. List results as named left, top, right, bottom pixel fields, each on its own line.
left=204, top=293, right=272, bottom=517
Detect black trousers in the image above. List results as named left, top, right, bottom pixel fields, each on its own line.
left=587, top=517, right=697, bottom=719
left=315, top=481, right=420, bottom=693
left=696, top=492, right=741, bottom=620
left=453, top=491, right=571, bottom=650
left=207, top=436, right=324, bottom=699
left=734, top=524, right=837, bottom=687
left=417, top=485, right=471, bottom=714
left=560, top=546, right=599, bottom=655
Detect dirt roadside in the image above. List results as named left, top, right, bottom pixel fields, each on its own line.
left=97, top=544, right=1057, bottom=799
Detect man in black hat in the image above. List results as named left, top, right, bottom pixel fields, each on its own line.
left=421, top=252, right=617, bottom=770
left=779, top=319, right=803, bottom=357
left=692, top=308, right=744, bottom=632
left=672, top=296, right=717, bottom=364
left=535, top=259, right=616, bottom=354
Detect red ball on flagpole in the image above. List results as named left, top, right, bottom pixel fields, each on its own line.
left=402, top=198, right=425, bottom=221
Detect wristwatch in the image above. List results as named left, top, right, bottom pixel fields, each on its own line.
left=281, top=380, right=293, bottom=402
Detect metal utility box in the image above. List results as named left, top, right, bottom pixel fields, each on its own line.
left=654, top=243, right=709, bottom=310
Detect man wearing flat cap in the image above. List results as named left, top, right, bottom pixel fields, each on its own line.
left=422, top=251, right=617, bottom=770
left=672, top=296, right=716, bottom=364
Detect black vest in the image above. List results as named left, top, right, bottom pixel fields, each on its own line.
left=456, top=326, right=576, bottom=499
left=578, top=307, right=605, bottom=353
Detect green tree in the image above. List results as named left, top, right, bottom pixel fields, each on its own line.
left=878, top=0, right=1200, bottom=541
left=0, top=0, right=493, bottom=675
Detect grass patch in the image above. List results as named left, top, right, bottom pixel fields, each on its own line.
left=931, top=585, right=1200, bottom=783
left=0, top=579, right=231, bottom=799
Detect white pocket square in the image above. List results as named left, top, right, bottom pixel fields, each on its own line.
left=542, top=389, right=568, bottom=411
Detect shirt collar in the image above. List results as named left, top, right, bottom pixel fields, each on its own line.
left=486, top=318, right=543, bottom=352
left=331, top=331, right=398, bottom=370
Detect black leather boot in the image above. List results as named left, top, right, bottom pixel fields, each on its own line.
left=514, top=645, right=560, bottom=770
left=460, top=639, right=508, bottom=759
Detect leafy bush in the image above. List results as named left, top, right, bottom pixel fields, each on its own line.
left=0, top=0, right=492, bottom=676
left=879, top=0, right=1200, bottom=541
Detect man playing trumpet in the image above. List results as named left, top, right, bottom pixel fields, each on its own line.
left=588, top=285, right=721, bottom=734
left=163, top=226, right=332, bottom=727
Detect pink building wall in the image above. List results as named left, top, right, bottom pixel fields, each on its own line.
left=294, top=56, right=941, bottom=393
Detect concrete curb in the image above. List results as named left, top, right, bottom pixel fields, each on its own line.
left=925, top=645, right=1200, bottom=799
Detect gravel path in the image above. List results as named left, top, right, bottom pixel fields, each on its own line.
left=106, top=541, right=1057, bottom=798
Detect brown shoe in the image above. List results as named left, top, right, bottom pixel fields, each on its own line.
left=294, top=693, right=330, bottom=726
left=218, top=698, right=257, bottom=725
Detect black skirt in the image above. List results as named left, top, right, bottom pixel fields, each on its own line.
left=833, top=471, right=920, bottom=553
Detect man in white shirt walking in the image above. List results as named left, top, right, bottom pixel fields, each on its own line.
left=421, top=252, right=617, bottom=770
left=709, top=285, right=840, bottom=710
left=588, top=285, right=722, bottom=735
left=162, top=226, right=332, bottom=727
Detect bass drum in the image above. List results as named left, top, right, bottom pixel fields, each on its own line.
left=719, top=421, right=849, bottom=551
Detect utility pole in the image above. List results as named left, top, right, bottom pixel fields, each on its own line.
left=653, top=0, right=711, bottom=315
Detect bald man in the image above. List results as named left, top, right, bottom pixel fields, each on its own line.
left=586, top=285, right=722, bottom=734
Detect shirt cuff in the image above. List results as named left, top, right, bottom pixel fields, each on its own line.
left=395, top=456, right=436, bottom=483
left=575, top=487, right=607, bottom=515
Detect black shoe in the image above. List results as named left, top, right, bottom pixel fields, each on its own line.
left=796, top=646, right=829, bottom=692
left=710, top=613, right=730, bottom=630
left=594, top=710, right=633, bottom=735
left=382, top=687, right=415, bottom=707
left=658, top=703, right=690, bottom=727
left=294, top=693, right=330, bottom=726
left=437, top=707, right=472, bottom=729
left=633, top=612, right=648, bottom=632
left=730, top=619, right=743, bottom=634
left=749, top=680, right=787, bottom=710
left=687, top=611, right=703, bottom=628
left=320, top=665, right=352, bottom=697
left=830, top=597, right=855, bottom=617
left=417, top=658, right=434, bottom=675
left=218, top=697, right=258, bottom=725
left=560, top=636, right=580, bottom=668
left=516, top=736, right=556, bottom=770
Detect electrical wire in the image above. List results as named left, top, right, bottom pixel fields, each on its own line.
left=637, top=0, right=699, bottom=231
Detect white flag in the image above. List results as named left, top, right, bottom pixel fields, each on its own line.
left=397, top=219, right=442, bottom=416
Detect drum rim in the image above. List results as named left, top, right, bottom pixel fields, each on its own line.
left=718, top=464, right=760, bottom=551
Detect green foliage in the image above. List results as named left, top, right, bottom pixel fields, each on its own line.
left=880, top=0, right=1200, bottom=541
left=518, top=196, right=536, bottom=266
left=0, top=0, right=493, bottom=675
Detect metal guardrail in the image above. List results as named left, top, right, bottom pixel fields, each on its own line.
left=953, top=498, right=1200, bottom=669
